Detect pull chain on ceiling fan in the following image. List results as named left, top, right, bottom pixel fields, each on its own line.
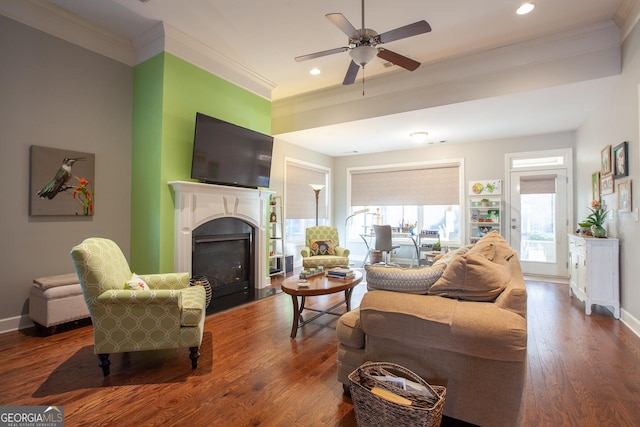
left=295, top=0, right=432, bottom=89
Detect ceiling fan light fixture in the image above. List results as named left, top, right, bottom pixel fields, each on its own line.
left=410, top=132, right=429, bottom=143
left=349, top=45, right=378, bottom=66
left=516, top=2, right=535, bottom=15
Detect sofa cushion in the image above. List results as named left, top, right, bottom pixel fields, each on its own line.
left=310, top=239, right=335, bottom=256
left=33, top=272, right=79, bottom=290
left=365, top=263, right=446, bottom=294
left=428, top=252, right=510, bottom=301
left=432, top=244, right=473, bottom=267
left=469, top=231, right=515, bottom=265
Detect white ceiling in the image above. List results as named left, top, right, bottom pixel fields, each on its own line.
left=43, top=0, right=637, bottom=156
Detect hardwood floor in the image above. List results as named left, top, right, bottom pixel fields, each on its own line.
left=0, top=278, right=639, bottom=426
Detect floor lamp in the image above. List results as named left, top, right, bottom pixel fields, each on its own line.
left=344, top=208, right=370, bottom=227
left=309, top=184, right=325, bottom=226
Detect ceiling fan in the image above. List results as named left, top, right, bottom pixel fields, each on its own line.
left=295, top=0, right=432, bottom=85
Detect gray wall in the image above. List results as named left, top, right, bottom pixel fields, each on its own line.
left=576, top=19, right=640, bottom=331
left=0, top=16, right=132, bottom=331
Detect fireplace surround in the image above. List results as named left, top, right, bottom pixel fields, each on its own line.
left=169, top=181, right=274, bottom=294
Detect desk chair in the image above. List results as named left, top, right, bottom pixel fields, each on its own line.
left=373, top=225, right=400, bottom=264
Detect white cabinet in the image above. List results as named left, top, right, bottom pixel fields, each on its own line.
left=468, top=196, right=501, bottom=244
left=268, top=196, right=286, bottom=278
left=568, top=234, right=620, bottom=318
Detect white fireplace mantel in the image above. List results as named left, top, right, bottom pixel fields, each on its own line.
left=168, top=181, right=274, bottom=289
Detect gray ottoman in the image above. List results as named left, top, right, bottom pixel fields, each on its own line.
left=29, top=273, right=89, bottom=334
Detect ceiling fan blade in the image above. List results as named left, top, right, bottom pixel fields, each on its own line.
left=326, top=13, right=360, bottom=39
left=378, top=20, right=431, bottom=44
left=295, top=47, right=349, bottom=62
left=377, top=49, right=421, bottom=71
left=343, top=60, right=360, bottom=85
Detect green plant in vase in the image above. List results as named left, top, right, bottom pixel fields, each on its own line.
left=432, top=237, right=441, bottom=251
left=585, top=200, right=609, bottom=238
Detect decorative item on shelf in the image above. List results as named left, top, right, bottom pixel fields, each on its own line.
left=583, top=200, right=609, bottom=238
left=578, top=222, right=592, bottom=235
left=270, top=210, right=277, bottom=223
left=299, top=267, right=325, bottom=279
left=480, top=198, right=491, bottom=207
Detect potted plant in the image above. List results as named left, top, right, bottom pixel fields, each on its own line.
left=480, top=198, right=491, bottom=207
left=432, top=237, right=441, bottom=252
left=584, top=200, right=609, bottom=238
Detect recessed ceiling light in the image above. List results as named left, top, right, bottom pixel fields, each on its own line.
left=516, top=2, right=535, bottom=15
left=310, top=68, right=321, bottom=75
left=410, top=132, right=429, bottom=143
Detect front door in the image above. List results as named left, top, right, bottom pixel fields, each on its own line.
left=509, top=169, right=569, bottom=277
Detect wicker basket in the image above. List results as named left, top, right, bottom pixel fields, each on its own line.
left=348, top=362, right=446, bottom=427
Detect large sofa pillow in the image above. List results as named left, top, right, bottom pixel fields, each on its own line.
left=432, top=244, right=473, bottom=267
left=365, top=263, right=446, bottom=294
left=469, top=231, right=514, bottom=265
left=428, top=252, right=511, bottom=301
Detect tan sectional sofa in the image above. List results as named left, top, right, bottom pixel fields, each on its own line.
left=336, top=232, right=527, bottom=427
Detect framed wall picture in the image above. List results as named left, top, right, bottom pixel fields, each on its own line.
left=29, top=145, right=95, bottom=216
left=469, top=179, right=502, bottom=196
left=591, top=171, right=600, bottom=201
left=601, top=145, right=612, bottom=174
left=600, top=173, right=614, bottom=196
left=613, top=141, right=628, bottom=179
left=617, top=180, right=632, bottom=212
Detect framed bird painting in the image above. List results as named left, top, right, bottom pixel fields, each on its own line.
left=29, top=145, right=95, bottom=216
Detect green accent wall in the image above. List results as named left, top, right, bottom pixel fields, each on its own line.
left=131, top=52, right=271, bottom=273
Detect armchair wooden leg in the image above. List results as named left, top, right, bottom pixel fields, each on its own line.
left=189, top=347, right=200, bottom=369
left=98, top=354, right=110, bottom=377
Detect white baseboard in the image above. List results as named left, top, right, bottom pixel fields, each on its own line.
left=621, top=309, right=640, bottom=339
left=0, top=314, right=34, bottom=334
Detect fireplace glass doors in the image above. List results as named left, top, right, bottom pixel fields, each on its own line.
left=192, top=217, right=255, bottom=313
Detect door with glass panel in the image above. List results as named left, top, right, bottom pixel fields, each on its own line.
left=509, top=170, right=569, bottom=277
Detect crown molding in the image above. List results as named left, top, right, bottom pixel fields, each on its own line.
left=133, top=22, right=275, bottom=100
left=615, top=0, right=640, bottom=41
left=1, top=0, right=275, bottom=100
left=0, top=0, right=134, bottom=65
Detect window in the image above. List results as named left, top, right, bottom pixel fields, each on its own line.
left=347, top=161, right=462, bottom=244
left=284, top=159, right=330, bottom=247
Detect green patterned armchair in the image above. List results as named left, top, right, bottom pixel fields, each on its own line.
left=301, top=226, right=350, bottom=268
left=70, top=237, right=206, bottom=376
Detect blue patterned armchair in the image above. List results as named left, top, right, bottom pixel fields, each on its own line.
left=301, top=226, right=350, bottom=268
left=70, top=237, right=206, bottom=376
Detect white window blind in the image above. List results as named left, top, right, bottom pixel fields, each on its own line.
left=285, top=162, right=328, bottom=219
left=351, top=165, right=460, bottom=206
left=520, top=174, right=557, bottom=194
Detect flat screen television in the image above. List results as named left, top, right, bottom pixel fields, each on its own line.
left=191, top=112, right=273, bottom=189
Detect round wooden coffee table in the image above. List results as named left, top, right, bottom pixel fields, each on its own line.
left=281, top=270, right=363, bottom=338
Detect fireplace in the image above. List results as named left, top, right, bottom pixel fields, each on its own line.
left=192, top=217, right=255, bottom=313
left=169, top=181, right=274, bottom=306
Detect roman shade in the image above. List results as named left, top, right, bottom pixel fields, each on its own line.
left=351, top=165, right=460, bottom=206
left=520, top=174, right=557, bottom=194
left=286, top=162, right=328, bottom=219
